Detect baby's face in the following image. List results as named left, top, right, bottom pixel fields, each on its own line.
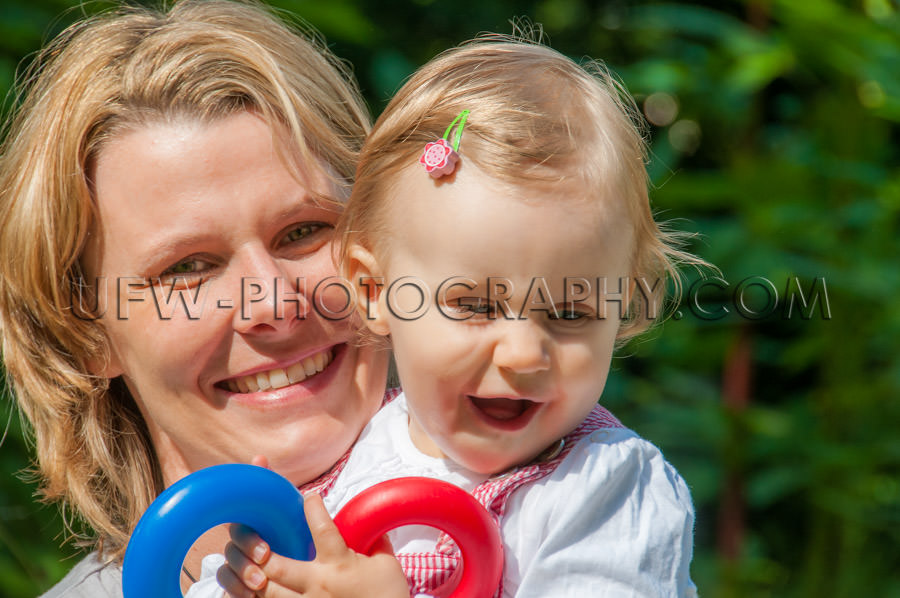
left=365, top=163, right=635, bottom=474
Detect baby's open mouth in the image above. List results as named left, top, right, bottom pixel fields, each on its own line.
left=221, top=349, right=333, bottom=393
left=468, top=396, right=536, bottom=421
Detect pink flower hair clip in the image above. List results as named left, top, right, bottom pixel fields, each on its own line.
left=419, top=110, right=470, bottom=179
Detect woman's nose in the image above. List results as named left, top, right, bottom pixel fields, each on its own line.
left=491, top=319, right=552, bottom=375
left=230, top=249, right=309, bottom=335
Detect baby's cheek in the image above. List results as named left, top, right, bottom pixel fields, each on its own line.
left=564, top=345, right=613, bottom=400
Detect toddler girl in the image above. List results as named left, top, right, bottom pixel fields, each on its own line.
left=219, top=36, right=703, bottom=598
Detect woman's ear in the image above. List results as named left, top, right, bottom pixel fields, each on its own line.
left=345, top=245, right=391, bottom=337
left=85, top=346, right=124, bottom=379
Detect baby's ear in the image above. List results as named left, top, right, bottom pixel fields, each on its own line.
left=345, top=245, right=391, bottom=337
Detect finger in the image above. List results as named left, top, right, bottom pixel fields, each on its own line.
left=229, top=523, right=270, bottom=565
left=216, top=561, right=258, bottom=598
left=258, top=551, right=314, bottom=594
left=303, top=493, right=350, bottom=559
left=250, top=455, right=269, bottom=469
left=255, top=578, right=308, bottom=598
left=370, top=533, right=394, bottom=556
left=224, top=540, right=268, bottom=592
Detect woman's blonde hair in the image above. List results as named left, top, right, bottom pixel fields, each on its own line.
left=341, top=36, right=705, bottom=340
left=0, top=0, right=369, bottom=560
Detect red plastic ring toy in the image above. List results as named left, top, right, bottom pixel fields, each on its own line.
left=334, top=477, right=503, bottom=598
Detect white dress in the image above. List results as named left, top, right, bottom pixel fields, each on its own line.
left=324, top=393, right=698, bottom=597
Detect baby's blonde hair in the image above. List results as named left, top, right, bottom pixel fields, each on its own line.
left=0, top=0, right=368, bottom=560
left=342, top=36, right=702, bottom=340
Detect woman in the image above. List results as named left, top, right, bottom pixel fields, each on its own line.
left=0, top=0, right=388, bottom=595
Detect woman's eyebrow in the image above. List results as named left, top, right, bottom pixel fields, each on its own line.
left=131, top=230, right=220, bottom=270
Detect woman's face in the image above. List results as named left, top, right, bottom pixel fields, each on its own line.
left=82, top=112, right=388, bottom=486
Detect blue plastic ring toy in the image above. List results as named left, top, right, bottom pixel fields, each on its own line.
left=122, top=464, right=313, bottom=598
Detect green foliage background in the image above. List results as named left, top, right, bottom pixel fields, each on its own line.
left=1, top=0, right=898, bottom=596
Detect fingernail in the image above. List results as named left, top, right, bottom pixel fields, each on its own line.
left=252, top=543, right=268, bottom=562
left=249, top=569, right=265, bottom=589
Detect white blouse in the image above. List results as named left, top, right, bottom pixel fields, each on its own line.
left=325, top=394, right=699, bottom=598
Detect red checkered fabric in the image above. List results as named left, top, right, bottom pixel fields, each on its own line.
left=398, top=404, right=623, bottom=597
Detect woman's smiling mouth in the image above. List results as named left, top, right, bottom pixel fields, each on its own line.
left=221, top=349, right=334, bottom=393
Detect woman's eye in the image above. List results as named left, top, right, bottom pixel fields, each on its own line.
left=283, top=223, right=327, bottom=244
left=168, top=260, right=202, bottom=274
left=158, top=257, right=215, bottom=286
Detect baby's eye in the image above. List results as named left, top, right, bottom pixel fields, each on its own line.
left=553, top=309, right=587, bottom=320
left=448, top=297, right=500, bottom=318
left=548, top=305, right=594, bottom=326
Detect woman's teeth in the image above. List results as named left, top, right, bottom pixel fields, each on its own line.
left=225, top=350, right=333, bottom=393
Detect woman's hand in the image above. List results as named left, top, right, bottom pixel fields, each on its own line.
left=218, top=493, right=409, bottom=598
